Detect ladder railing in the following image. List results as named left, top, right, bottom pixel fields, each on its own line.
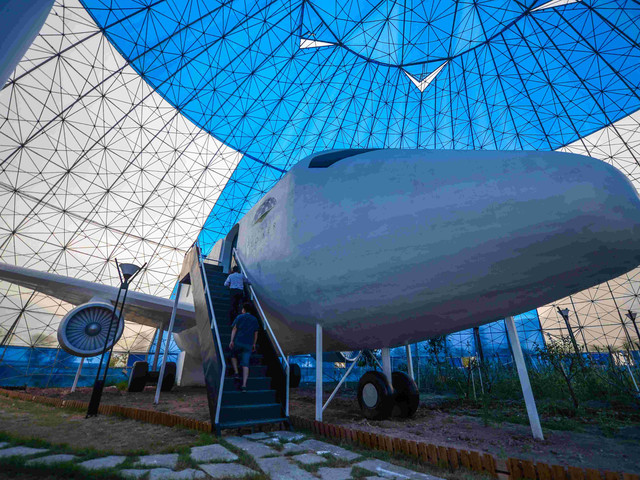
left=186, top=241, right=227, bottom=427
left=233, top=248, right=290, bottom=416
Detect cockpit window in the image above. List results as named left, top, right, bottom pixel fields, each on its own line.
left=308, top=149, right=380, bottom=168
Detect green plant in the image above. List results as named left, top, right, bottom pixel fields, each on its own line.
left=114, top=380, right=128, bottom=391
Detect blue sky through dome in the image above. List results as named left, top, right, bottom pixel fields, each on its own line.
left=79, top=0, right=640, bottom=250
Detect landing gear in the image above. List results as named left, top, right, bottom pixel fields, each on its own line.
left=128, top=361, right=148, bottom=392
left=127, top=361, right=176, bottom=392
left=289, top=363, right=301, bottom=388
left=391, top=371, right=419, bottom=418
left=356, top=370, right=419, bottom=420
left=357, top=371, right=395, bottom=420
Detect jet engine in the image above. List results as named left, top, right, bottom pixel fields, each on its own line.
left=57, top=301, right=124, bottom=357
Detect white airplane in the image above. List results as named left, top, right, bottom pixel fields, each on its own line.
left=1, top=149, right=639, bottom=429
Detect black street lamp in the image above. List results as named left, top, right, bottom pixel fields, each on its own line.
left=556, top=307, right=582, bottom=357
left=87, top=259, right=145, bottom=418
left=626, top=310, right=640, bottom=349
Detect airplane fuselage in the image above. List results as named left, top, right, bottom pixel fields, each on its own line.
left=230, top=149, right=640, bottom=354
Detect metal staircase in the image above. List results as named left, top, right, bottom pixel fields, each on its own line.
left=181, top=243, right=289, bottom=434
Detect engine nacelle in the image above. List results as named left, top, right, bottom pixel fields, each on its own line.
left=57, top=301, right=124, bottom=357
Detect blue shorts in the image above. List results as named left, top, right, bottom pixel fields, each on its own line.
left=232, top=342, right=252, bottom=367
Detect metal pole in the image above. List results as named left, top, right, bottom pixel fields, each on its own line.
left=315, top=323, right=322, bottom=422
left=470, top=368, right=477, bottom=400
left=405, top=344, right=414, bottom=380
left=473, top=327, right=484, bottom=362
left=86, top=284, right=123, bottom=417
left=477, top=362, right=485, bottom=394
left=557, top=308, right=582, bottom=357
left=152, top=327, right=164, bottom=371
left=607, top=282, right=635, bottom=350
left=381, top=347, right=392, bottom=384
left=625, top=361, right=639, bottom=394
left=627, top=311, right=640, bottom=348
left=71, top=357, right=84, bottom=393
left=154, top=283, right=182, bottom=405
left=323, top=352, right=362, bottom=411
left=414, top=343, right=420, bottom=389
left=568, top=297, right=590, bottom=354
left=505, top=315, right=544, bottom=440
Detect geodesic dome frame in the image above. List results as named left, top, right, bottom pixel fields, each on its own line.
left=0, top=0, right=639, bottom=385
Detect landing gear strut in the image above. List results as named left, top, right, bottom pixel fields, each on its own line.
left=127, top=361, right=176, bottom=392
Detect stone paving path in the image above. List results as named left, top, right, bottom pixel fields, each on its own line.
left=0, top=428, right=445, bottom=479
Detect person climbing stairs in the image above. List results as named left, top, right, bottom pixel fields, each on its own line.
left=201, top=262, right=289, bottom=431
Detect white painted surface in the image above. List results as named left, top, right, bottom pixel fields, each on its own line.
left=381, top=348, right=392, bottom=384
left=235, top=149, right=640, bottom=354
left=505, top=316, right=544, bottom=440
left=405, top=344, right=414, bottom=380
left=316, top=323, right=323, bottom=422
left=0, top=262, right=196, bottom=331
left=155, top=283, right=182, bottom=404
left=70, top=357, right=84, bottom=393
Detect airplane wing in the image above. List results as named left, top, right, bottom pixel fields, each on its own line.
left=0, top=262, right=196, bottom=331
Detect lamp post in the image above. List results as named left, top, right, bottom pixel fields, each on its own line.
left=557, top=307, right=582, bottom=358
left=87, top=260, right=144, bottom=418
left=627, top=310, right=640, bottom=349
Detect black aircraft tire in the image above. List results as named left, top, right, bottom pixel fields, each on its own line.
left=160, top=362, right=177, bottom=392
left=357, top=371, right=394, bottom=420
left=392, top=371, right=419, bottom=418
left=289, top=363, right=301, bottom=388
left=128, top=361, right=148, bottom=392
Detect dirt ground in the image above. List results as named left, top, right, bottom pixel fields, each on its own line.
left=20, top=385, right=640, bottom=473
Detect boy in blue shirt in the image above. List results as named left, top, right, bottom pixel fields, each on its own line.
left=228, top=302, right=260, bottom=392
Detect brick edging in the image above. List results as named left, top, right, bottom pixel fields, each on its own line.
left=1, top=388, right=637, bottom=480
left=287, top=416, right=640, bottom=480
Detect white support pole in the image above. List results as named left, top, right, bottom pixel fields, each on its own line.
left=405, top=344, right=415, bottom=381
left=315, top=323, right=323, bottom=421
left=154, top=283, right=182, bottom=405
left=505, top=315, right=544, bottom=440
left=70, top=357, right=84, bottom=393
left=381, top=347, right=392, bottom=384
left=151, top=327, right=163, bottom=371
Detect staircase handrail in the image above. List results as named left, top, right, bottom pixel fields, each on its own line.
left=233, top=247, right=290, bottom=416
left=195, top=242, right=227, bottom=425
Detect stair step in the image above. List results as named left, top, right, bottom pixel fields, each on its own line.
left=225, top=365, right=268, bottom=377
left=204, top=263, right=224, bottom=272
left=223, top=356, right=264, bottom=367
left=219, top=417, right=289, bottom=430
left=219, top=403, right=283, bottom=423
left=206, top=274, right=230, bottom=284
left=209, top=294, right=231, bottom=301
left=211, top=302, right=231, bottom=312
left=223, top=389, right=277, bottom=405
left=223, top=376, right=271, bottom=390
